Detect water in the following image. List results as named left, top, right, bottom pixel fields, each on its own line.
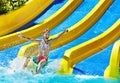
left=0, top=57, right=119, bottom=83
left=0, top=67, right=119, bottom=83
left=0, top=0, right=120, bottom=82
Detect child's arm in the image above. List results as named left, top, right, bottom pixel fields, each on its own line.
left=49, top=28, right=68, bottom=42
left=18, top=33, right=41, bottom=42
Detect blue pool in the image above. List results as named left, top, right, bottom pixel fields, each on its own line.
left=0, top=0, right=120, bottom=82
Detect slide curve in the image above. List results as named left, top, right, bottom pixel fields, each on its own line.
left=104, top=40, right=120, bottom=79
left=58, top=19, right=120, bottom=74
left=0, top=0, right=54, bottom=36
left=0, top=0, right=83, bottom=51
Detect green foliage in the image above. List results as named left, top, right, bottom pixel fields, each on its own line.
left=0, top=0, right=29, bottom=15
left=0, top=0, right=9, bottom=14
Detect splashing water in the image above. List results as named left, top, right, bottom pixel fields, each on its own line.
left=8, top=57, right=61, bottom=74
left=9, top=57, right=26, bottom=73
left=0, top=59, right=119, bottom=83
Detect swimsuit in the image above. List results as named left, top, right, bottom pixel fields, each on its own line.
left=33, top=41, right=49, bottom=64
left=39, top=41, right=50, bottom=50
left=33, top=55, right=47, bottom=64
left=38, top=55, right=47, bottom=61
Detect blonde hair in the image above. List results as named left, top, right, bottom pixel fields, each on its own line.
left=43, top=29, right=49, bottom=34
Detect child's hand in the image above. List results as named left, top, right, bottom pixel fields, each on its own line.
left=18, top=32, right=23, bottom=38
left=64, top=28, right=68, bottom=32
left=63, top=27, right=68, bottom=32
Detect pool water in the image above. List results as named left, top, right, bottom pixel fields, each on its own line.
left=0, top=0, right=120, bottom=82
left=0, top=59, right=119, bottom=83
left=0, top=58, right=119, bottom=83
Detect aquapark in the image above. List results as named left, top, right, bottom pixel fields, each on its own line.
left=0, top=0, right=120, bottom=82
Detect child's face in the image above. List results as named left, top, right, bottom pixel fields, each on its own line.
left=43, top=30, right=50, bottom=39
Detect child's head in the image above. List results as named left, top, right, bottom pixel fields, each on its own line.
left=42, top=29, right=50, bottom=39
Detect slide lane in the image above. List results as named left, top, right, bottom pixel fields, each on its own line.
left=0, top=0, right=54, bottom=36
left=58, top=19, right=120, bottom=74
left=50, top=0, right=114, bottom=50
left=0, top=0, right=83, bottom=51
left=104, top=40, right=120, bottom=79
left=17, top=0, right=114, bottom=58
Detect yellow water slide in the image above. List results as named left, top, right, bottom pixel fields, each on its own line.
left=17, top=0, right=114, bottom=57
left=58, top=19, right=120, bottom=74
left=104, top=40, right=120, bottom=79
left=0, top=0, right=54, bottom=36
left=50, top=0, right=114, bottom=50
left=0, top=0, right=83, bottom=51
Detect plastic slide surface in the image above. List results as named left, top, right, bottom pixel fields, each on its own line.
left=0, top=0, right=83, bottom=51
left=58, top=19, right=120, bottom=74
left=17, top=0, right=113, bottom=58
left=0, top=0, right=54, bottom=36
left=50, top=0, right=114, bottom=50
left=104, top=40, right=120, bottom=79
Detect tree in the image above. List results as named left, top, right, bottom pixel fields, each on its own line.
left=0, top=0, right=29, bottom=15
left=0, top=0, right=9, bottom=14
